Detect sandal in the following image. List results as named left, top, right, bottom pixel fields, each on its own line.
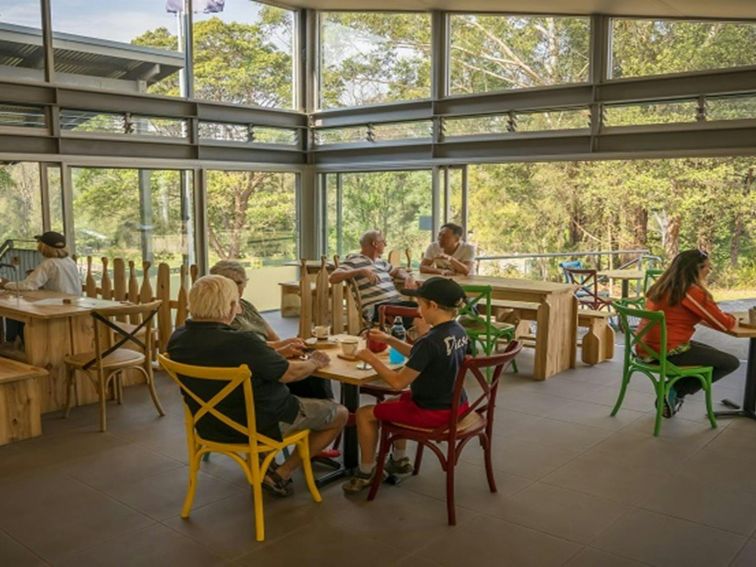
left=262, top=469, right=294, bottom=498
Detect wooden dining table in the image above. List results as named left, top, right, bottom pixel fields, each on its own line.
left=715, top=313, right=756, bottom=422
left=311, top=339, right=397, bottom=485
left=417, top=274, right=578, bottom=380
left=598, top=269, right=645, bottom=299
left=0, top=290, right=128, bottom=413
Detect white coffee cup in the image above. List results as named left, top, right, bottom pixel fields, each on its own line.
left=312, top=325, right=330, bottom=339
left=340, top=337, right=359, bottom=357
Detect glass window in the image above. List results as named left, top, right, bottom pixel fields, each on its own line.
left=71, top=168, right=195, bottom=269
left=611, top=19, right=756, bottom=79
left=0, top=161, right=44, bottom=242
left=324, top=170, right=432, bottom=260
left=449, top=14, right=590, bottom=95
left=46, top=164, right=64, bottom=234
left=320, top=12, right=431, bottom=109
left=50, top=0, right=185, bottom=96
left=0, top=0, right=44, bottom=81
left=707, top=94, right=756, bottom=122
left=193, top=1, right=295, bottom=109
left=205, top=170, right=298, bottom=311
left=603, top=100, right=696, bottom=127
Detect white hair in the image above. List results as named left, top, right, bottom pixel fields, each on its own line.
left=188, top=275, right=238, bottom=320
left=359, top=229, right=383, bottom=248
left=209, top=260, right=247, bottom=284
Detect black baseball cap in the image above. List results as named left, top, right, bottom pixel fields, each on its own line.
left=401, top=277, right=466, bottom=308
left=34, top=231, right=66, bottom=249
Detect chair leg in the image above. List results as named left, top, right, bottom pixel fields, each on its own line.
left=610, top=370, right=631, bottom=416
left=704, top=375, right=718, bottom=430
left=297, top=437, right=323, bottom=504
left=181, top=453, right=202, bottom=518
left=144, top=368, right=166, bottom=417
left=654, top=382, right=666, bottom=437
left=481, top=433, right=497, bottom=493
left=367, top=430, right=391, bottom=501
left=98, top=372, right=107, bottom=432
left=64, top=366, right=75, bottom=418
left=413, top=443, right=424, bottom=476
left=446, top=446, right=456, bottom=526
left=251, top=472, right=265, bottom=542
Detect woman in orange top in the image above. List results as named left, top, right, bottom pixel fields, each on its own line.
left=642, top=249, right=740, bottom=417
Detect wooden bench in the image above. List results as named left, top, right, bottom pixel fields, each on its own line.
left=0, top=357, right=47, bottom=445
left=492, top=299, right=613, bottom=365
left=279, top=281, right=317, bottom=318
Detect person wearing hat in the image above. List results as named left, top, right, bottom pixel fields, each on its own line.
left=1, top=231, right=82, bottom=296
left=1, top=232, right=81, bottom=345
left=342, top=277, right=470, bottom=494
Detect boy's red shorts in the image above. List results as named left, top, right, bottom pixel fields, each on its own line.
left=373, top=391, right=468, bottom=429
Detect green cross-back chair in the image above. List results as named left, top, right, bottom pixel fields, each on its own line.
left=611, top=301, right=717, bottom=436
left=457, top=285, right=518, bottom=374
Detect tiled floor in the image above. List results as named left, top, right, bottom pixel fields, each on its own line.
left=1, top=304, right=755, bottom=567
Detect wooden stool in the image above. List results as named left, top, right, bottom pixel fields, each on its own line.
left=0, top=357, right=46, bottom=445
left=578, top=310, right=615, bottom=365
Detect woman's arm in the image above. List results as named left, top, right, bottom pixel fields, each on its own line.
left=3, top=263, right=50, bottom=291
left=683, top=286, right=737, bottom=332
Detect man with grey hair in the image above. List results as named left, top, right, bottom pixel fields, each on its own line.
left=329, top=229, right=417, bottom=322
left=167, top=275, right=348, bottom=497
left=210, top=260, right=333, bottom=401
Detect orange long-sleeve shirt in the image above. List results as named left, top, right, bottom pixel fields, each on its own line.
left=639, top=284, right=736, bottom=354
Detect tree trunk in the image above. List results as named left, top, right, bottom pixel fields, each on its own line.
left=633, top=207, right=648, bottom=248
left=730, top=215, right=743, bottom=267
left=665, top=215, right=681, bottom=258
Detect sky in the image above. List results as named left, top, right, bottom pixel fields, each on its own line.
left=0, top=0, right=264, bottom=44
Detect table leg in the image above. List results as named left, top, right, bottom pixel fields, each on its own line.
left=716, top=337, right=756, bottom=421
left=621, top=280, right=630, bottom=299
left=315, top=382, right=359, bottom=487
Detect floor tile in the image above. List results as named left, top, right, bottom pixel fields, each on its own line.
left=592, top=508, right=745, bottom=567
left=415, top=514, right=581, bottom=567
left=235, top=521, right=404, bottom=566
left=0, top=530, right=47, bottom=567
left=546, top=399, right=646, bottom=431
left=639, top=474, right=756, bottom=535
left=101, top=466, right=246, bottom=521
left=54, top=524, right=224, bottom=567
left=491, top=482, right=630, bottom=544
left=541, top=454, right=675, bottom=506
left=0, top=472, right=155, bottom=562
left=731, top=539, right=756, bottom=567
left=563, top=547, right=651, bottom=567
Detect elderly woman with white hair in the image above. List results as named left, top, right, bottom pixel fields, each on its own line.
left=167, top=275, right=348, bottom=497
left=209, top=260, right=333, bottom=401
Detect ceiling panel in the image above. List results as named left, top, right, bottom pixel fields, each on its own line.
left=277, top=0, right=756, bottom=19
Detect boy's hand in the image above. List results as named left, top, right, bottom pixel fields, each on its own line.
left=355, top=349, right=377, bottom=363
left=279, top=343, right=305, bottom=359
left=411, top=317, right=430, bottom=337
left=365, top=328, right=391, bottom=343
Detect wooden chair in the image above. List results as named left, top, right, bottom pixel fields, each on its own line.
left=367, top=342, right=522, bottom=525
left=63, top=301, right=165, bottom=432
left=157, top=354, right=322, bottom=542
left=564, top=268, right=612, bottom=311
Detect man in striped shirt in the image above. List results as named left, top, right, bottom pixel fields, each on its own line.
left=330, top=230, right=417, bottom=321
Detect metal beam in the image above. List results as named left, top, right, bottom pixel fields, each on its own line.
left=40, top=0, right=54, bottom=83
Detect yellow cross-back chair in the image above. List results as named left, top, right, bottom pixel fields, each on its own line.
left=64, top=300, right=165, bottom=432
left=157, top=354, right=322, bottom=542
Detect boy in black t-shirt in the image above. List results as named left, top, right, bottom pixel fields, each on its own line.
left=343, top=277, right=469, bottom=494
